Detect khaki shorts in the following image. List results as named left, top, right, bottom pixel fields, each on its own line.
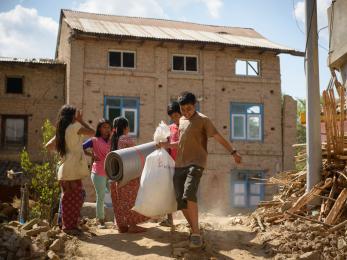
left=173, top=165, right=204, bottom=210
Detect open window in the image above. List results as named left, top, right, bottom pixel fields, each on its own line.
left=123, top=108, right=138, bottom=136
left=235, top=59, right=260, bottom=76
left=104, top=96, right=139, bottom=136
left=172, top=55, right=198, bottom=72
left=1, top=115, right=27, bottom=149
left=6, top=76, right=23, bottom=94
left=109, top=51, right=136, bottom=69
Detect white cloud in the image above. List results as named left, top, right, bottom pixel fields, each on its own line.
left=78, top=0, right=224, bottom=19
left=168, top=0, right=223, bottom=18
left=200, top=0, right=223, bottom=18
left=78, top=0, right=167, bottom=18
left=0, top=5, right=58, bottom=58
left=294, top=0, right=332, bottom=41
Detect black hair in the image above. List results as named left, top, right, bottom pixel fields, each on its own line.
left=55, top=104, right=76, bottom=157
left=95, top=119, right=111, bottom=137
left=177, top=91, right=196, bottom=106
left=110, top=117, right=129, bottom=151
left=167, top=101, right=181, bottom=116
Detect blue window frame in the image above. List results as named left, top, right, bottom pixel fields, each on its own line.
left=231, top=170, right=265, bottom=208
left=104, top=96, right=140, bottom=136
left=230, top=103, right=263, bottom=141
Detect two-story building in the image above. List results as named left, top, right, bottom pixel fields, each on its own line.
left=53, top=9, right=302, bottom=213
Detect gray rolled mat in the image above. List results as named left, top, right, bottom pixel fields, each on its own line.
left=104, top=141, right=156, bottom=187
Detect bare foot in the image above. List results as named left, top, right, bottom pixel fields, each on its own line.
left=118, top=226, right=129, bottom=233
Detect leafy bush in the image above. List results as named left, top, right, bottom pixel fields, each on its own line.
left=20, top=120, right=60, bottom=221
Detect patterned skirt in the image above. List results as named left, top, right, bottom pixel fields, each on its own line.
left=110, top=178, right=149, bottom=229
left=60, top=179, right=84, bottom=230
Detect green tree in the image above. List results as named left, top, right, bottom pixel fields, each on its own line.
left=297, top=99, right=306, bottom=144
left=20, top=120, right=60, bottom=221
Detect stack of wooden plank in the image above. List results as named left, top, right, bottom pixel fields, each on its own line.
left=252, top=161, right=347, bottom=231
left=322, top=73, right=345, bottom=161
left=252, top=75, right=347, bottom=231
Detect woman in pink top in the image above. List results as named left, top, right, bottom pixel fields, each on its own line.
left=83, top=119, right=111, bottom=228
left=109, top=117, right=149, bottom=233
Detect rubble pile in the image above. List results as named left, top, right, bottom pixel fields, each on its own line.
left=0, top=218, right=68, bottom=260
left=249, top=77, right=347, bottom=258
left=250, top=160, right=347, bottom=259
left=260, top=219, right=347, bottom=259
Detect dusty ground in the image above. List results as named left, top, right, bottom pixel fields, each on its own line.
left=64, top=214, right=269, bottom=260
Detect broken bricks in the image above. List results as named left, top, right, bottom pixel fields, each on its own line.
left=0, top=217, right=67, bottom=259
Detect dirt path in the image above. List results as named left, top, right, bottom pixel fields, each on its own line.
left=65, top=215, right=269, bottom=260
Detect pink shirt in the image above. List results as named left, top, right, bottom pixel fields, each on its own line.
left=169, top=123, right=179, bottom=161
left=91, top=137, right=111, bottom=176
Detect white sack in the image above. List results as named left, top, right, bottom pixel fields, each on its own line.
left=133, top=148, right=177, bottom=217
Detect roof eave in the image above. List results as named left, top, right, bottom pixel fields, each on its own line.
left=55, top=10, right=64, bottom=59
left=72, top=30, right=305, bottom=57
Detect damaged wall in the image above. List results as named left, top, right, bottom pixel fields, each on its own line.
left=57, top=18, right=297, bottom=213
left=0, top=62, right=65, bottom=162
left=282, top=95, right=297, bottom=171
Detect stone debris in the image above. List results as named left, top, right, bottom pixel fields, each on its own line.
left=0, top=218, right=68, bottom=260
left=248, top=159, right=347, bottom=259
left=47, top=250, right=60, bottom=260
left=228, top=217, right=243, bottom=225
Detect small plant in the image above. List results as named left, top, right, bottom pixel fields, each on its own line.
left=20, top=120, right=60, bottom=221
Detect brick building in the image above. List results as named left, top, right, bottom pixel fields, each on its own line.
left=0, top=58, right=65, bottom=201
left=0, top=9, right=302, bottom=213
left=0, top=58, right=65, bottom=162
left=54, top=10, right=302, bottom=213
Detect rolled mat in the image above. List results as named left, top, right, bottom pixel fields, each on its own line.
left=104, top=142, right=156, bottom=187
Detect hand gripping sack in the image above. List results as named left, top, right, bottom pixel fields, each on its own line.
left=133, top=148, right=177, bottom=217
left=153, top=121, right=171, bottom=144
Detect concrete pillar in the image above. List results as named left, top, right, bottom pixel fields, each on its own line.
left=305, top=0, right=322, bottom=191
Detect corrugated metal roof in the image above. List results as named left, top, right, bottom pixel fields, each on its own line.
left=62, top=9, right=304, bottom=56
left=0, top=57, right=64, bottom=65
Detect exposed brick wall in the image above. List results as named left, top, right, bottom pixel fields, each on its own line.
left=61, top=30, right=296, bottom=213
left=0, top=20, right=298, bottom=213
left=282, top=95, right=297, bottom=171
left=0, top=63, right=65, bottom=161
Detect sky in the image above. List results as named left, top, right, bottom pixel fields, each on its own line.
left=0, top=0, right=333, bottom=99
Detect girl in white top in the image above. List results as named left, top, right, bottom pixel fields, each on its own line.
left=46, top=105, right=94, bottom=234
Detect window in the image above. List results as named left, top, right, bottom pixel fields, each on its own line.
left=230, top=103, right=263, bottom=141
left=6, top=77, right=23, bottom=94
left=231, top=171, right=264, bottom=208
left=104, top=96, right=139, bottom=135
left=1, top=116, right=27, bottom=149
left=235, top=59, right=260, bottom=76
left=172, top=55, right=198, bottom=72
left=109, top=51, right=136, bottom=68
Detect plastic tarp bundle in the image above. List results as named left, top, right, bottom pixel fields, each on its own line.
left=133, top=148, right=177, bottom=217
left=104, top=142, right=156, bottom=187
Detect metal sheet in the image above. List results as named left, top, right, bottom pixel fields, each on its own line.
left=62, top=10, right=303, bottom=56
